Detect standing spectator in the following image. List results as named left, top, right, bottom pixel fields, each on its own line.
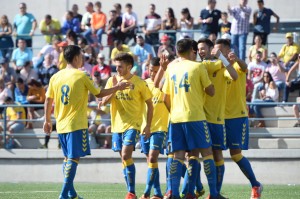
left=157, top=35, right=176, bottom=58
left=198, top=0, right=221, bottom=39
left=228, top=0, right=252, bottom=61
left=13, top=2, right=37, bottom=48
left=72, top=4, right=83, bottom=23
left=248, top=35, right=268, bottom=62
left=248, top=51, right=267, bottom=101
left=14, top=77, right=29, bottom=105
left=134, top=35, right=153, bottom=75
left=81, top=2, right=94, bottom=32
left=61, top=11, right=81, bottom=34
left=278, top=32, right=300, bottom=72
left=92, top=53, right=111, bottom=87
left=38, top=54, right=59, bottom=88
left=142, top=4, right=162, bottom=46
left=0, top=58, right=16, bottom=90
left=20, top=62, right=38, bottom=84
left=178, top=8, right=194, bottom=40
left=114, top=3, right=122, bottom=17
left=121, top=3, right=138, bottom=44
left=285, top=55, right=300, bottom=102
left=39, top=15, right=61, bottom=44
left=265, top=52, right=286, bottom=101
left=0, top=15, right=14, bottom=60
left=83, top=1, right=106, bottom=48
left=253, top=0, right=280, bottom=45
left=161, top=7, right=177, bottom=46
left=11, top=39, right=33, bottom=72
left=106, top=10, right=123, bottom=48
left=219, top=12, right=231, bottom=36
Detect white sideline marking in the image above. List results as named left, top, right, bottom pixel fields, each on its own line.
left=0, top=190, right=124, bottom=194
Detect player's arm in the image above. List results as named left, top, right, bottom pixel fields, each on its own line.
left=163, top=94, right=171, bottom=112
left=286, top=60, right=299, bottom=83
left=228, top=52, right=247, bottom=72
left=205, top=84, right=215, bottom=97
left=154, top=54, right=170, bottom=88
left=43, top=97, right=53, bottom=134
left=143, top=98, right=153, bottom=140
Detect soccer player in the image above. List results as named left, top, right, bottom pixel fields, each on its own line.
left=221, top=40, right=263, bottom=199
left=43, top=45, right=130, bottom=199
left=101, top=53, right=153, bottom=199
left=163, top=38, right=218, bottom=199
left=139, top=57, right=169, bottom=199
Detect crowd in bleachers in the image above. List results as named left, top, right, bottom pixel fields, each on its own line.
left=1, top=0, right=300, bottom=149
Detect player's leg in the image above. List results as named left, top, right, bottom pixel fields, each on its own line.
left=139, top=132, right=151, bottom=199
left=195, top=157, right=205, bottom=198
left=164, top=130, right=173, bottom=198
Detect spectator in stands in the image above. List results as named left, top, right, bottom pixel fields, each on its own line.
left=15, top=77, right=29, bottom=105
left=1, top=96, right=26, bottom=149
left=142, top=4, right=161, bottom=46
left=161, top=7, right=177, bottom=46
left=285, top=55, right=300, bottom=102
left=111, top=40, right=133, bottom=62
left=265, top=52, right=287, bottom=102
left=78, top=37, right=96, bottom=65
left=38, top=54, right=59, bottom=89
left=0, top=15, right=14, bottom=60
left=157, top=35, right=176, bottom=58
left=72, top=4, right=83, bottom=23
left=221, top=33, right=238, bottom=54
left=219, top=12, right=231, bottom=37
left=83, top=1, right=106, bottom=48
left=248, top=35, right=268, bottom=62
left=292, top=103, right=300, bottom=127
left=278, top=32, right=300, bottom=72
left=66, top=30, right=78, bottom=45
left=228, top=0, right=251, bottom=61
left=57, top=41, right=68, bottom=70
left=114, top=3, right=122, bottom=17
left=26, top=79, right=46, bottom=129
left=178, top=8, right=194, bottom=40
left=253, top=0, right=280, bottom=45
left=20, top=61, right=38, bottom=84
left=81, top=2, right=94, bottom=32
left=0, top=78, right=13, bottom=111
left=252, top=72, right=278, bottom=127
left=106, top=10, right=123, bottom=49
left=92, top=53, right=111, bottom=87
left=0, top=58, right=16, bottom=90
left=121, top=3, right=138, bottom=44
left=39, top=14, right=61, bottom=44
left=248, top=50, right=267, bottom=101
left=61, top=11, right=80, bottom=34
left=79, top=54, right=93, bottom=75
left=11, top=38, right=33, bottom=72
left=198, top=0, right=221, bottom=39
left=134, top=35, right=153, bottom=75
left=246, top=78, right=254, bottom=103
left=13, top=2, right=37, bottom=48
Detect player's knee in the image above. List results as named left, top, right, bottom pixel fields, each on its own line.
left=148, top=156, right=158, bottom=163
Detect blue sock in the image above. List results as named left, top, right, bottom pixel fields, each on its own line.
left=153, top=169, right=163, bottom=197
left=232, top=154, right=260, bottom=187
left=165, top=155, right=173, bottom=193
left=195, top=158, right=204, bottom=192
left=144, top=162, right=158, bottom=196
left=181, top=168, right=188, bottom=195
left=187, top=157, right=199, bottom=196
left=124, top=159, right=136, bottom=194
left=203, top=156, right=218, bottom=197
left=215, top=160, right=225, bottom=194
left=122, top=163, right=129, bottom=191
left=60, top=159, right=78, bottom=198
left=170, top=159, right=183, bottom=197
left=182, top=162, right=187, bottom=178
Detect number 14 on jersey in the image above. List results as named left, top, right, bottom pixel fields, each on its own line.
left=171, top=72, right=190, bottom=94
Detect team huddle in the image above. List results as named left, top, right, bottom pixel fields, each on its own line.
left=43, top=38, right=263, bottom=199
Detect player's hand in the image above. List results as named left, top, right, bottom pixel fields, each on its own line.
left=142, top=125, right=151, bottom=140
left=228, top=52, right=238, bottom=64
left=97, top=101, right=103, bottom=110
left=160, top=54, right=170, bottom=71
left=43, top=121, right=52, bottom=135
left=117, top=80, right=131, bottom=90
left=211, top=48, right=221, bottom=58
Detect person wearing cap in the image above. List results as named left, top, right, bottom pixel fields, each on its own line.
left=278, top=33, right=300, bottom=72
left=92, top=53, right=111, bottom=86
left=142, top=4, right=161, bottom=46
left=157, top=35, right=176, bottom=58
left=57, top=41, right=68, bottom=70
left=253, top=0, right=280, bottom=45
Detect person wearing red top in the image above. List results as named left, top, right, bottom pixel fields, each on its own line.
left=92, top=53, right=111, bottom=87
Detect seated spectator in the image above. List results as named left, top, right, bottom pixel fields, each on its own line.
left=14, top=78, right=29, bottom=105
left=121, top=3, right=138, bottom=44
left=219, top=12, right=231, bottom=37
left=61, top=11, right=80, bottom=34
left=248, top=35, right=268, bottom=62
left=110, top=40, right=133, bottom=64
left=81, top=2, right=94, bottom=33
left=0, top=15, right=14, bottom=60
left=278, top=32, right=300, bottom=72
left=265, top=52, right=286, bottom=102
left=26, top=79, right=45, bottom=129
left=71, top=4, right=83, bottom=23
left=285, top=55, right=300, bottom=102
left=251, top=72, right=278, bottom=127
left=0, top=96, right=26, bottom=149
left=78, top=37, right=97, bottom=65
left=161, top=7, right=177, bottom=46
left=0, top=78, right=13, bottom=115
left=178, top=8, right=194, bottom=40
left=38, top=54, right=59, bottom=89
left=79, top=53, right=93, bottom=75
left=248, top=51, right=267, bottom=101
left=92, top=53, right=111, bottom=87
left=113, top=3, right=122, bottom=17
left=134, top=35, right=153, bottom=75
left=66, top=29, right=78, bottom=45
left=57, top=41, right=68, bottom=70
left=11, top=38, right=33, bottom=72
left=0, top=58, right=16, bottom=90
left=157, top=35, right=176, bottom=58
left=106, top=10, right=123, bottom=48
left=293, top=102, right=300, bottom=127
left=246, top=78, right=254, bottom=102
left=20, top=62, right=38, bottom=84
left=142, top=4, right=161, bottom=46
left=39, top=14, right=61, bottom=44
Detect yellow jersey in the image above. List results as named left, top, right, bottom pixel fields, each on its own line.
left=203, top=60, right=228, bottom=124
left=7, top=103, right=26, bottom=125
left=225, top=63, right=248, bottom=119
left=278, top=43, right=300, bottom=63
left=46, top=68, right=101, bottom=133
left=163, top=59, right=211, bottom=123
left=105, top=75, right=152, bottom=133
left=142, top=78, right=169, bottom=133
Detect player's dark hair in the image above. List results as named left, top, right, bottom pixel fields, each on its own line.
left=215, top=39, right=231, bottom=48
left=114, top=53, right=134, bottom=68
left=150, top=57, right=160, bottom=66
left=63, top=45, right=82, bottom=64
left=191, top=40, right=198, bottom=55
left=176, top=39, right=193, bottom=55
left=197, top=38, right=214, bottom=48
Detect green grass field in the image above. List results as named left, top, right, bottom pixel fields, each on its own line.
left=0, top=183, right=299, bottom=199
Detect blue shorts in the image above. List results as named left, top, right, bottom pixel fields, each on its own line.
left=112, top=129, right=139, bottom=152
left=207, top=122, right=227, bottom=150
left=58, top=129, right=91, bottom=159
left=169, top=121, right=212, bottom=152
left=225, top=117, right=249, bottom=150
left=140, top=132, right=166, bottom=155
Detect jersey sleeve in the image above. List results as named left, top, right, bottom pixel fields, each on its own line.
left=83, top=72, right=101, bottom=96
left=140, top=80, right=152, bottom=101
left=202, top=60, right=222, bottom=74
left=199, top=66, right=212, bottom=89
left=162, top=69, right=170, bottom=95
